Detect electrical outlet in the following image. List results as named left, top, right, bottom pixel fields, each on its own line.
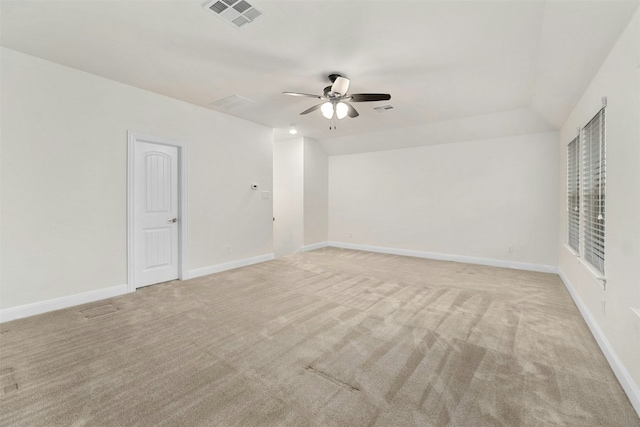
left=508, top=245, right=513, bottom=253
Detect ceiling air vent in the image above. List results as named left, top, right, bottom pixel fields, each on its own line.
left=210, top=95, right=254, bottom=110
left=374, top=105, right=394, bottom=112
left=204, top=0, right=263, bottom=28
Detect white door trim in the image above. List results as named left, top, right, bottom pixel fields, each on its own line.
left=127, top=131, right=188, bottom=292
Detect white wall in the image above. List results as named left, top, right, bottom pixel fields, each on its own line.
left=273, top=138, right=304, bottom=257
left=273, top=137, right=328, bottom=255
left=0, top=47, right=273, bottom=310
left=557, top=8, right=640, bottom=409
left=329, top=132, right=559, bottom=268
left=303, top=138, right=328, bottom=246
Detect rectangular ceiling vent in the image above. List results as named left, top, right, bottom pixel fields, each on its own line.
left=204, top=0, right=263, bottom=28
left=210, top=95, right=254, bottom=110
left=374, top=105, right=394, bottom=112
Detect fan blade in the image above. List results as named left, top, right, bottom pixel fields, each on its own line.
left=331, top=76, right=350, bottom=96
left=300, top=103, right=323, bottom=115
left=346, top=103, right=359, bottom=118
left=349, top=93, right=391, bottom=102
left=283, top=92, right=321, bottom=98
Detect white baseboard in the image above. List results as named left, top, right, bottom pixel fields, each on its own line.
left=301, top=242, right=330, bottom=252
left=188, top=253, right=274, bottom=279
left=0, top=284, right=129, bottom=323
left=558, top=269, right=640, bottom=417
left=326, top=241, right=558, bottom=274
left=1, top=254, right=274, bottom=323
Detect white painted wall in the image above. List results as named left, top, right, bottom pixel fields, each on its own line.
left=329, top=132, right=559, bottom=267
left=273, top=137, right=328, bottom=255
left=303, top=138, right=328, bottom=246
left=273, top=138, right=304, bottom=257
left=557, top=7, right=640, bottom=406
left=0, top=47, right=273, bottom=310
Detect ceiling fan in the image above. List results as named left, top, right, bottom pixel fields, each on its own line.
left=283, top=74, right=391, bottom=120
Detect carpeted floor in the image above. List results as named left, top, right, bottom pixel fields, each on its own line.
left=1, top=248, right=638, bottom=426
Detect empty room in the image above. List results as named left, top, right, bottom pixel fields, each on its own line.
left=1, top=0, right=639, bottom=425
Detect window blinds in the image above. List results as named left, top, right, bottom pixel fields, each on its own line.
left=581, top=109, right=606, bottom=274
left=567, top=136, right=580, bottom=252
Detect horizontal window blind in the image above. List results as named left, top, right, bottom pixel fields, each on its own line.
left=567, top=136, right=580, bottom=252
left=581, top=108, right=605, bottom=274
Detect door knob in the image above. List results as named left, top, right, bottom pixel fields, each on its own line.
left=169, top=218, right=178, bottom=223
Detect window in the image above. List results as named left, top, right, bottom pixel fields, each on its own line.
left=567, top=136, right=580, bottom=252
left=581, top=108, right=606, bottom=274
left=567, top=107, right=606, bottom=276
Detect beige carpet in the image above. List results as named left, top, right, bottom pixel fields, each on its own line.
left=1, top=248, right=638, bottom=426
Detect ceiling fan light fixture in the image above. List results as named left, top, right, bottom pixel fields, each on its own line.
left=331, top=76, right=350, bottom=96
left=321, top=102, right=334, bottom=119
left=335, top=102, right=348, bottom=120
left=284, top=74, right=391, bottom=121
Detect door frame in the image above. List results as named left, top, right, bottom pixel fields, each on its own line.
left=127, top=131, right=188, bottom=292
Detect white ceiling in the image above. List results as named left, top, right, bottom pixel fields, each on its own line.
left=1, top=0, right=638, bottom=154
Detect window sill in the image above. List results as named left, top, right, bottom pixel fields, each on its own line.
left=563, top=244, right=607, bottom=290
left=563, top=243, right=580, bottom=257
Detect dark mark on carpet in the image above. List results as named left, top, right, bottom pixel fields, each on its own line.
left=1, top=367, right=18, bottom=394
left=305, top=366, right=360, bottom=392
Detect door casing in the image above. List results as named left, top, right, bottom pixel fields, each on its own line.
left=127, top=131, right=188, bottom=292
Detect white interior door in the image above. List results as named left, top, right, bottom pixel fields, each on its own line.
left=134, top=141, right=179, bottom=287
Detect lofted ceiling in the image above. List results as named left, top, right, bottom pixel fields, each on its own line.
left=1, top=0, right=638, bottom=154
